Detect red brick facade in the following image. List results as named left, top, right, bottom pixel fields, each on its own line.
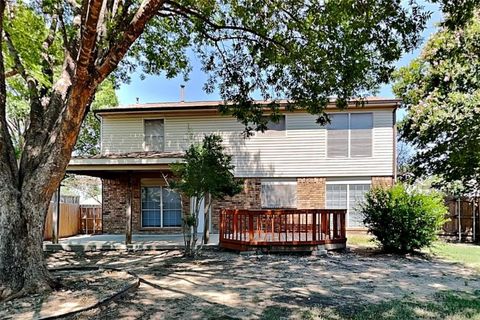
left=102, top=174, right=189, bottom=234
left=297, top=177, right=326, bottom=209
left=101, top=174, right=391, bottom=234
left=371, top=176, right=395, bottom=189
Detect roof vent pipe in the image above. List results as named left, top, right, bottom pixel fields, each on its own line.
left=180, top=84, right=185, bottom=102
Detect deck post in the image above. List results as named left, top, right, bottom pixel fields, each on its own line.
left=312, top=211, right=317, bottom=241
left=52, top=185, right=61, bottom=244
left=248, top=212, right=254, bottom=242
left=125, top=174, right=133, bottom=245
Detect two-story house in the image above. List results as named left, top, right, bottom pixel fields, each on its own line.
left=67, top=98, right=398, bottom=236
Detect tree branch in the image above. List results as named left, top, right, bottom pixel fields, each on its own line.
left=163, top=1, right=289, bottom=51
left=95, top=0, right=167, bottom=83
left=76, top=0, right=104, bottom=82
left=5, top=69, right=17, bottom=78
left=0, top=0, right=19, bottom=186
left=3, top=30, right=44, bottom=133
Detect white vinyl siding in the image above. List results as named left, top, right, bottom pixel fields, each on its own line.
left=144, top=119, right=164, bottom=151
left=327, top=113, right=373, bottom=158
left=326, top=182, right=370, bottom=228
left=261, top=180, right=297, bottom=208
left=101, top=110, right=394, bottom=177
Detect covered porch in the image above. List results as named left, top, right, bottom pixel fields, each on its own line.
left=44, top=233, right=219, bottom=251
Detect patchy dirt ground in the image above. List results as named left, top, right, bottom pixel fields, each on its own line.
left=41, top=246, right=480, bottom=320
left=0, top=268, right=136, bottom=320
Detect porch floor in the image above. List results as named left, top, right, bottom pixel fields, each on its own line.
left=43, top=233, right=219, bottom=252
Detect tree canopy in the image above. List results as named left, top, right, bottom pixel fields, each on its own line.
left=393, top=6, right=480, bottom=193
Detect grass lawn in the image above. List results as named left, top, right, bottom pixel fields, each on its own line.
left=348, top=290, right=480, bottom=320
left=428, top=242, right=480, bottom=272
left=344, top=233, right=480, bottom=320
left=347, top=232, right=480, bottom=272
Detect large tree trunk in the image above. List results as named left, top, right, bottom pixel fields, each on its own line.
left=0, top=0, right=166, bottom=301
left=0, top=82, right=96, bottom=300
left=0, top=188, right=54, bottom=300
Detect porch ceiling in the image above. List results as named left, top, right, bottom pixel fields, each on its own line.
left=67, top=151, right=184, bottom=177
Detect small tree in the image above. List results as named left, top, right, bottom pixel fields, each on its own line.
left=360, top=184, right=447, bottom=253
left=170, top=134, right=242, bottom=256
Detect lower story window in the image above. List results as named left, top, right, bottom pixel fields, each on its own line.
left=326, top=183, right=370, bottom=228
left=261, top=180, right=297, bottom=208
left=141, top=186, right=182, bottom=227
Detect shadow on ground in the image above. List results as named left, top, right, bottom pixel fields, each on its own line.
left=44, top=248, right=480, bottom=320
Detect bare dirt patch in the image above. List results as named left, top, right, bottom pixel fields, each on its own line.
left=42, top=248, right=480, bottom=319
left=0, top=268, right=137, bottom=320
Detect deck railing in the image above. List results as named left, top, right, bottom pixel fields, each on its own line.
left=219, top=209, right=346, bottom=250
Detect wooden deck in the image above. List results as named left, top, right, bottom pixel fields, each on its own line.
left=219, top=209, right=347, bottom=252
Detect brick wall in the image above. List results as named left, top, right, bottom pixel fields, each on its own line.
left=211, top=178, right=261, bottom=232
left=102, top=174, right=189, bottom=234
left=102, top=177, right=128, bottom=234
left=103, top=175, right=330, bottom=234
left=371, top=176, right=394, bottom=189
left=297, top=177, right=326, bottom=209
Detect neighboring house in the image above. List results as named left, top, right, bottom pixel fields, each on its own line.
left=67, top=98, right=397, bottom=235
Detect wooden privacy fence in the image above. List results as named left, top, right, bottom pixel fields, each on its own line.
left=80, top=205, right=102, bottom=234
left=219, top=209, right=347, bottom=251
left=44, top=203, right=102, bottom=240
left=443, top=197, right=480, bottom=242
left=44, top=203, right=81, bottom=240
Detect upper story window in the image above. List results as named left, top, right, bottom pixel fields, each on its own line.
left=144, top=119, right=164, bottom=151
left=257, top=115, right=286, bottom=137
left=327, top=113, right=372, bottom=158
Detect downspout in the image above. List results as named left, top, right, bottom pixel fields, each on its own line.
left=392, top=105, right=398, bottom=182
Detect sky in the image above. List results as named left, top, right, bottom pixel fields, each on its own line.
left=116, top=2, right=442, bottom=107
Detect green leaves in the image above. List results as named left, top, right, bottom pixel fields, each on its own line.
left=361, top=184, right=447, bottom=253
left=394, top=6, right=480, bottom=193
left=124, top=0, right=429, bottom=129
left=74, top=78, right=119, bottom=156
left=170, top=134, right=242, bottom=200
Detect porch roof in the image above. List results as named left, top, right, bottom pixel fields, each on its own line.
left=67, top=151, right=184, bottom=177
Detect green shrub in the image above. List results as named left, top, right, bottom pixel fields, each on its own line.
left=360, top=184, right=447, bottom=253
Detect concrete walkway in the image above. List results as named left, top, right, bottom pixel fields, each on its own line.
left=43, top=233, right=219, bottom=252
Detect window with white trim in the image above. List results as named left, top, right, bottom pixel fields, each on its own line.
left=261, top=180, right=297, bottom=208
left=144, top=119, right=164, bottom=151
left=327, top=113, right=373, bottom=158
left=141, top=186, right=182, bottom=227
left=326, top=183, right=370, bottom=228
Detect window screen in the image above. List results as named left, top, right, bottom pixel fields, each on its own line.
left=162, top=188, right=182, bottom=227
left=141, top=186, right=182, bottom=227
left=261, top=181, right=297, bottom=208
left=327, top=113, right=373, bottom=158
left=258, top=115, right=286, bottom=136
left=141, top=187, right=161, bottom=227
left=350, top=113, right=373, bottom=157
left=326, top=183, right=370, bottom=228
left=327, top=114, right=349, bottom=157
left=326, top=184, right=348, bottom=209
left=144, top=119, right=164, bottom=151
left=348, top=184, right=370, bottom=227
